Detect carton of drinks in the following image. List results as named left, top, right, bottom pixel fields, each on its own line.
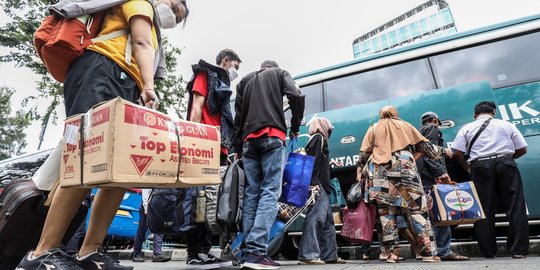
left=430, top=181, right=485, bottom=226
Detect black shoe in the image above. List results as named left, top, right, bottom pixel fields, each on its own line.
left=204, top=252, right=233, bottom=267
left=512, top=254, right=527, bottom=259
left=186, top=253, right=222, bottom=270
left=152, top=254, right=171, bottom=262
left=132, top=252, right=145, bottom=262
left=76, top=248, right=133, bottom=270
left=16, top=249, right=83, bottom=270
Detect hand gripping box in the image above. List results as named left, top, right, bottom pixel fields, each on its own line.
left=60, top=97, right=221, bottom=188
left=430, top=181, right=486, bottom=226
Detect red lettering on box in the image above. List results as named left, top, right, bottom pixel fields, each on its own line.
left=129, top=154, right=154, bottom=176
left=64, top=107, right=110, bottom=131
left=176, top=122, right=218, bottom=141
left=124, top=104, right=172, bottom=132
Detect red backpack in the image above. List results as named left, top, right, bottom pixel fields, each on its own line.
left=34, top=11, right=127, bottom=83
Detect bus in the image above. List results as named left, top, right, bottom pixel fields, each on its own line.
left=281, top=12, right=540, bottom=257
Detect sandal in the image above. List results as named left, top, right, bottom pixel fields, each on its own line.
left=325, top=257, right=346, bottom=264
left=386, top=254, right=400, bottom=263
left=420, top=256, right=441, bottom=262
left=440, top=253, right=470, bottom=261
left=298, top=259, right=326, bottom=265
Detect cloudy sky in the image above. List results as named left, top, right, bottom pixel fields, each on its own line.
left=2, top=0, right=540, bottom=153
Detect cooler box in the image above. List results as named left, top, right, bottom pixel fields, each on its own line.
left=430, top=181, right=485, bottom=226
left=60, top=97, right=221, bottom=188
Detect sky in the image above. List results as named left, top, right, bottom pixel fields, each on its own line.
left=2, top=0, right=540, bottom=154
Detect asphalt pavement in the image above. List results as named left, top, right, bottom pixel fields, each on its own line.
left=120, top=256, right=540, bottom=270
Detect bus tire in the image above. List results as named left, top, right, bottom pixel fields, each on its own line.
left=279, top=235, right=299, bottom=260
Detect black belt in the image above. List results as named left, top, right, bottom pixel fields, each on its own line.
left=474, top=154, right=510, bottom=162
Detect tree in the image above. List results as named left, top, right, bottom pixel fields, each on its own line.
left=0, top=86, right=32, bottom=160
left=0, top=0, right=187, bottom=147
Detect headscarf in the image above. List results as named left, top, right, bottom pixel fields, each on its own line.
left=308, top=117, right=334, bottom=140
left=360, top=105, right=427, bottom=164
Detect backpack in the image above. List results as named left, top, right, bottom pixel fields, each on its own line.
left=147, top=188, right=195, bottom=236
left=217, top=159, right=245, bottom=232
left=34, top=0, right=166, bottom=83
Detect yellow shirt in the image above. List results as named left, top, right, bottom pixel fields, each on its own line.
left=87, top=0, right=158, bottom=92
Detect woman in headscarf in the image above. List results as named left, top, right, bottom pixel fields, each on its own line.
left=357, top=105, right=441, bottom=263
left=298, top=117, right=345, bottom=265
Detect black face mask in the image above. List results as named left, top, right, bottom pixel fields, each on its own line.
left=328, top=130, right=332, bottom=139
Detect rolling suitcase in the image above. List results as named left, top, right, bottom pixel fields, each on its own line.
left=0, top=179, right=87, bottom=270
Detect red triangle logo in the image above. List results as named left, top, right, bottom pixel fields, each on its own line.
left=160, top=159, right=165, bottom=163
left=152, top=132, right=158, bottom=136
left=129, top=154, right=154, bottom=176
left=130, top=144, right=136, bottom=149
left=63, top=154, right=69, bottom=164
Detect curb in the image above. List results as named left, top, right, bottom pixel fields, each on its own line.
left=109, top=240, right=540, bottom=261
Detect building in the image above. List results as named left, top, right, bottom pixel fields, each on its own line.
left=352, top=0, right=457, bottom=58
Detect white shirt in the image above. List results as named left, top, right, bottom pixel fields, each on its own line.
left=142, top=189, right=152, bottom=213
left=451, top=115, right=527, bottom=162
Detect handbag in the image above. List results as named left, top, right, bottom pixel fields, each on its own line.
left=341, top=201, right=377, bottom=244
left=280, top=137, right=315, bottom=207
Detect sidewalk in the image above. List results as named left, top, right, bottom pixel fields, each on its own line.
left=109, top=239, right=540, bottom=261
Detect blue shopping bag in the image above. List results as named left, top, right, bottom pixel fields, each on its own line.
left=280, top=137, right=314, bottom=207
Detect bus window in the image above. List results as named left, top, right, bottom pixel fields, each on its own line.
left=431, top=31, right=540, bottom=89
left=323, top=59, right=435, bottom=110
left=299, top=83, right=323, bottom=116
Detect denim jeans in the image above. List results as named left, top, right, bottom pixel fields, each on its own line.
left=134, top=204, right=163, bottom=256
left=242, top=136, right=285, bottom=256
left=298, top=188, right=338, bottom=261
left=433, top=225, right=452, bottom=257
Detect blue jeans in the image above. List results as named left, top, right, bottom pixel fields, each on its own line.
left=134, top=204, right=163, bottom=256
left=242, top=136, right=285, bottom=256
left=433, top=225, right=452, bottom=257
left=298, top=188, right=338, bottom=261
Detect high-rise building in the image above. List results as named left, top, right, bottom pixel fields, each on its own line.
left=352, top=0, right=456, bottom=58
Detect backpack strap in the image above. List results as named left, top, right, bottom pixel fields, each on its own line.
left=466, top=118, right=492, bottom=158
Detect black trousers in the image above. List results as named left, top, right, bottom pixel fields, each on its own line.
left=471, top=155, right=529, bottom=257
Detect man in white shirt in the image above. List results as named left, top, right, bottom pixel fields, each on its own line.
left=451, top=101, right=528, bottom=259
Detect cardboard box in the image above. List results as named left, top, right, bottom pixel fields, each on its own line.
left=430, top=182, right=485, bottom=226
left=60, top=97, right=221, bottom=188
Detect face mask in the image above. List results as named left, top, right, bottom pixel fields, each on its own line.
left=155, top=3, right=177, bottom=29
left=228, top=66, right=239, bottom=81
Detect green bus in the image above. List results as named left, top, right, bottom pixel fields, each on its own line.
left=281, top=12, right=540, bottom=257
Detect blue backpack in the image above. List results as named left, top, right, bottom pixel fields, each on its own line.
left=147, top=187, right=199, bottom=235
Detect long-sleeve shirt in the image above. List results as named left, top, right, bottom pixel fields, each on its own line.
left=306, top=134, right=331, bottom=193
left=417, top=124, right=447, bottom=189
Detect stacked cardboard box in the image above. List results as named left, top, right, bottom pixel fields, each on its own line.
left=60, top=98, right=221, bottom=188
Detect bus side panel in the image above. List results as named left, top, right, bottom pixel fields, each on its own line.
left=493, top=82, right=540, bottom=219
left=388, top=81, right=496, bottom=146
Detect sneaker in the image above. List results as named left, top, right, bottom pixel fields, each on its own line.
left=132, top=253, right=145, bottom=262
left=152, top=254, right=171, bottom=262
left=76, top=248, right=133, bottom=270
left=242, top=253, right=280, bottom=270
left=186, top=253, right=221, bottom=270
left=16, top=249, right=83, bottom=270
left=203, top=252, right=233, bottom=267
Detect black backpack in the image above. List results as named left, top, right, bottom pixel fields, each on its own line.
left=147, top=188, right=196, bottom=235
left=217, top=159, right=245, bottom=232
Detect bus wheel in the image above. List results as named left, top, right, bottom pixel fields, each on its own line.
left=279, top=235, right=299, bottom=260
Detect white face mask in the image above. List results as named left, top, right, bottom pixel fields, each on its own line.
left=228, top=66, right=239, bottom=81
left=155, top=3, right=177, bottom=29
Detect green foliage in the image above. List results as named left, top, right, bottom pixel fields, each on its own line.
left=0, top=0, right=187, bottom=139
left=0, top=86, right=32, bottom=160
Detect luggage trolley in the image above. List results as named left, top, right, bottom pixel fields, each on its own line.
left=226, top=189, right=319, bottom=260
